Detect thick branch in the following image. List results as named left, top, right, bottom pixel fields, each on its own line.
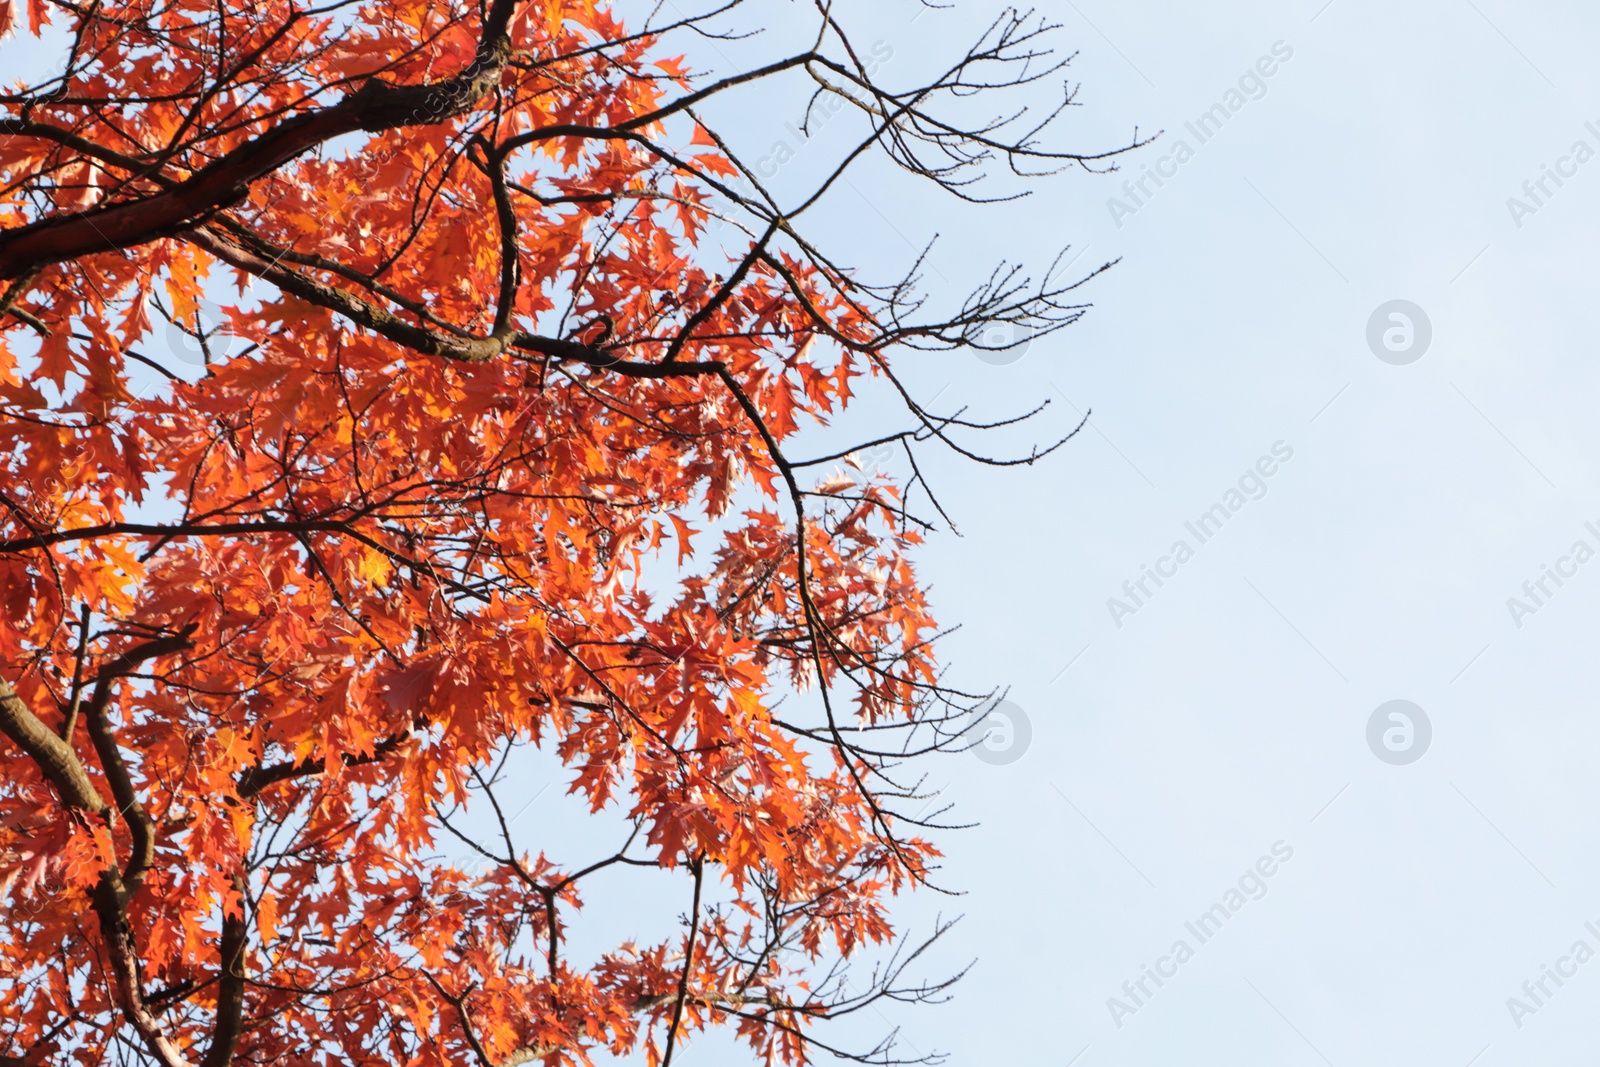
left=198, top=875, right=250, bottom=1067
left=184, top=226, right=724, bottom=377
left=82, top=627, right=197, bottom=890
left=236, top=729, right=413, bottom=798
left=0, top=674, right=107, bottom=814
left=93, top=881, right=196, bottom=1067
left=0, top=0, right=519, bottom=281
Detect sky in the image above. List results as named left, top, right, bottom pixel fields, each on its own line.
left=667, top=1, right=1600, bottom=1065
left=11, top=0, right=1600, bottom=1064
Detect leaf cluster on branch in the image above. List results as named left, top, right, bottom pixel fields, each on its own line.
left=0, top=0, right=1141, bottom=1063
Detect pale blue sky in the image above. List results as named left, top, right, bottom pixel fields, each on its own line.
left=680, top=1, right=1600, bottom=1064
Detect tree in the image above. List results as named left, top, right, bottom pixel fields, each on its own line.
left=0, top=0, right=1138, bottom=1063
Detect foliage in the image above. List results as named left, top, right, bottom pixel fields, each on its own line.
left=0, top=0, right=1135, bottom=1063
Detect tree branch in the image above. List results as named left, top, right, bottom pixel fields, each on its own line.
left=0, top=0, right=520, bottom=280
left=81, top=625, right=197, bottom=892
left=0, top=674, right=107, bottom=815
left=661, top=855, right=705, bottom=1067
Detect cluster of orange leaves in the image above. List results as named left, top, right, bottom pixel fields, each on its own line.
left=0, top=0, right=947, bottom=1064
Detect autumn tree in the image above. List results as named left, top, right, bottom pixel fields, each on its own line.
left=0, top=0, right=1137, bottom=1063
